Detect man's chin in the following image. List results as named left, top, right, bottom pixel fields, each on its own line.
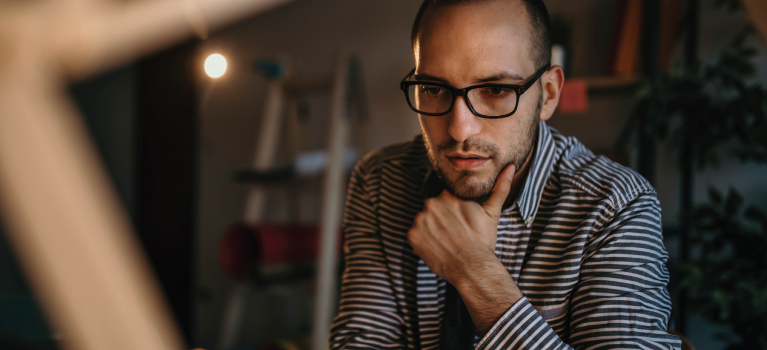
left=442, top=172, right=495, bottom=203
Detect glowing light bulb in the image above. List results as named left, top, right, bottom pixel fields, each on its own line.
left=205, top=54, right=227, bottom=78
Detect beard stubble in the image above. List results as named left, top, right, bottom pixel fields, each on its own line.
left=423, top=93, right=542, bottom=203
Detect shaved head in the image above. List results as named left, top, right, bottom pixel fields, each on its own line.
left=411, top=0, right=552, bottom=70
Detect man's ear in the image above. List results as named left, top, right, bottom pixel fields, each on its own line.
left=538, top=65, right=565, bottom=122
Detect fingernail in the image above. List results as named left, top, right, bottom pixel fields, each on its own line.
left=508, top=165, right=515, bottom=180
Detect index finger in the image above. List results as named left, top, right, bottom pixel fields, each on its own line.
left=481, top=164, right=516, bottom=215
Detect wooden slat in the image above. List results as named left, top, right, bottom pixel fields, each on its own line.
left=741, top=0, right=767, bottom=44
left=311, top=55, right=350, bottom=350
left=612, top=0, right=643, bottom=77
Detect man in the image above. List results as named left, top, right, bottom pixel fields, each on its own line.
left=330, top=0, right=682, bottom=349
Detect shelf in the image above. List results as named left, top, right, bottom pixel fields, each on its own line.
left=570, top=76, right=640, bottom=92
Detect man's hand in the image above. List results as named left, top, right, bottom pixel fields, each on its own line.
left=408, top=163, right=516, bottom=285
left=408, top=163, right=523, bottom=336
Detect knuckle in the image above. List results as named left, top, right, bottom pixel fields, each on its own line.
left=414, top=212, right=425, bottom=224
left=407, top=229, right=419, bottom=244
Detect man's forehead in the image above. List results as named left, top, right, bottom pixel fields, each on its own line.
left=413, top=0, right=536, bottom=83
left=414, top=68, right=526, bottom=85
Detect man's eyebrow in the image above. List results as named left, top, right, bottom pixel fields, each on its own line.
left=413, top=71, right=527, bottom=85
left=413, top=73, right=450, bottom=84
left=475, top=71, right=526, bottom=83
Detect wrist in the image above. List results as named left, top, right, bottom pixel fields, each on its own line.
left=446, top=249, right=499, bottom=286
left=452, top=255, right=508, bottom=292
left=456, top=258, right=523, bottom=306
left=451, top=257, right=523, bottom=337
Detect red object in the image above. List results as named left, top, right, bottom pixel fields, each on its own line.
left=218, top=223, right=260, bottom=277
left=218, top=223, right=343, bottom=278
left=559, top=79, right=589, bottom=113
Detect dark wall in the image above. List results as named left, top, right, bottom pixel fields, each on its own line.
left=136, top=41, right=199, bottom=342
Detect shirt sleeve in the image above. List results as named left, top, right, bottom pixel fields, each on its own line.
left=329, top=162, right=407, bottom=349
left=476, top=192, right=682, bottom=350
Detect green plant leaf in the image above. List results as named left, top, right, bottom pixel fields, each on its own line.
left=725, top=189, right=744, bottom=216
left=744, top=206, right=767, bottom=233
left=630, top=7, right=767, bottom=347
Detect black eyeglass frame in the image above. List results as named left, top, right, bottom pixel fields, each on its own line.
left=400, top=64, right=551, bottom=119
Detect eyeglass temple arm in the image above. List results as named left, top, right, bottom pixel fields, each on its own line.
left=519, top=65, right=551, bottom=93
left=401, top=68, right=416, bottom=84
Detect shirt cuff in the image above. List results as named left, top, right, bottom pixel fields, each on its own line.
left=475, top=297, right=569, bottom=350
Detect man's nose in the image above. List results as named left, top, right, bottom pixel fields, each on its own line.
left=447, top=96, right=482, bottom=143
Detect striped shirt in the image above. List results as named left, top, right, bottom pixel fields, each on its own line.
left=330, top=122, right=682, bottom=349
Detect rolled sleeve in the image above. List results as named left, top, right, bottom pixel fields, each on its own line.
left=477, top=297, right=572, bottom=350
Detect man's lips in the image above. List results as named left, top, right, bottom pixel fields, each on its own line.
left=447, top=154, right=490, bottom=170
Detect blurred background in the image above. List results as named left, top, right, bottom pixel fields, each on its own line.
left=1, top=0, right=766, bottom=349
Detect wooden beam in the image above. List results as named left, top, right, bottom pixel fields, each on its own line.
left=741, top=0, right=767, bottom=44
left=0, top=0, right=292, bottom=349
left=0, top=71, right=185, bottom=350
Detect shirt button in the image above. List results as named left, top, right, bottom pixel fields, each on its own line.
left=525, top=217, right=534, bottom=227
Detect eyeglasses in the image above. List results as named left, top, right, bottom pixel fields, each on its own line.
left=400, top=65, right=550, bottom=119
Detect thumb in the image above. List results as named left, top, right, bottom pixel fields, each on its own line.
left=481, top=164, right=516, bottom=216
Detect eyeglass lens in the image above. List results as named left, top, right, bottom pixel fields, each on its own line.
left=406, top=84, right=518, bottom=117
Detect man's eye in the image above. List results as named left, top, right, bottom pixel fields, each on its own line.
left=483, top=86, right=512, bottom=95
left=422, top=86, right=443, bottom=95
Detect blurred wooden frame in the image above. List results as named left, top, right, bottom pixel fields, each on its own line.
left=0, top=0, right=291, bottom=349
left=741, top=0, right=767, bottom=44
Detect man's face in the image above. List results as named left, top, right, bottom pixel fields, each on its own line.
left=414, top=0, right=543, bottom=202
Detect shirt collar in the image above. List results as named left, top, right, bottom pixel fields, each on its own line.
left=420, top=121, right=559, bottom=228
left=513, top=121, right=558, bottom=228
